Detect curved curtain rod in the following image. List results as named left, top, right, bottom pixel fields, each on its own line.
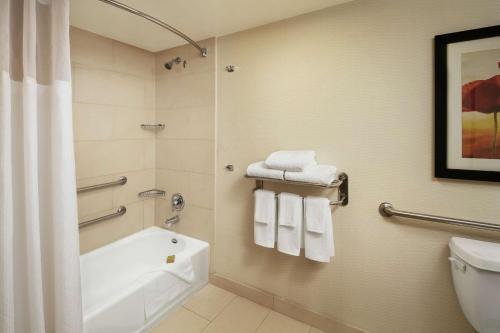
left=97, top=0, right=207, bottom=57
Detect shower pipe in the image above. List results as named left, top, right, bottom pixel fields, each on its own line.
left=97, top=0, right=208, bottom=57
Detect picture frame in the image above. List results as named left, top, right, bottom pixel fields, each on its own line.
left=435, top=25, right=500, bottom=182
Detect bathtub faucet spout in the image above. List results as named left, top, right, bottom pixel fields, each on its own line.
left=164, top=215, right=180, bottom=228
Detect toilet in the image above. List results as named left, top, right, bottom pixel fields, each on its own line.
left=449, top=237, right=500, bottom=333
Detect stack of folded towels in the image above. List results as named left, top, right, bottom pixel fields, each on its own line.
left=250, top=151, right=336, bottom=263
left=246, top=150, right=337, bottom=185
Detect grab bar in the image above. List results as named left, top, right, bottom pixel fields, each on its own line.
left=77, top=176, right=127, bottom=193
left=379, top=202, right=500, bottom=233
left=79, top=206, right=127, bottom=228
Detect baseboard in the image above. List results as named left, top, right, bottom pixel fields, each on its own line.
left=209, top=274, right=367, bottom=333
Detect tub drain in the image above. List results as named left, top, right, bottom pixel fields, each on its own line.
left=171, top=238, right=178, bottom=244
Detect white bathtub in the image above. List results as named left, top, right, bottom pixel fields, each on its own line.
left=80, top=227, right=209, bottom=333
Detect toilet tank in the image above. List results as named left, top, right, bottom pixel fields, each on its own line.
left=449, top=237, right=500, bottom=333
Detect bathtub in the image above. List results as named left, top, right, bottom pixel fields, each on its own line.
left=80, top=226, right=209, bottom=333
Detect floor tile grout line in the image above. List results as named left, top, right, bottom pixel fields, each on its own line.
left=180, top=305, right=211, bottom=324
left=253, top=308, right=272, bottom=333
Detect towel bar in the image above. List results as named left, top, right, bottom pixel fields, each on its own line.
left=379, top=202, right=500, bottom=233
left=247, top=173, right=348, bottom=206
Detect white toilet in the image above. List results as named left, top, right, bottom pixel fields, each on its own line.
left=449, top=237, right=500, bottom=333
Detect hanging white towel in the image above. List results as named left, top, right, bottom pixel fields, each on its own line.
left=277, top=193, right=303, bottom=256
left=247, top=161, right=285, bottom=179
left=285, top=165, right=337, bottom=185
left=264, top=150, right=317, bottom=172
left=304, top=196, right=334, bottom=262
left=254, top=189, right=276, bottom=248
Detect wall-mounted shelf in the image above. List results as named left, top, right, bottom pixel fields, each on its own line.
left=140, top=124, right=165, bottom=130
left=245, top=172, right=349, bottom=206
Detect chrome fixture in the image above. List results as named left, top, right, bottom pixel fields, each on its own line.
left=172, top=193, right=185, bottom=211
left=225, top=65, right=237, bottom=72
left=164, top=215, right=180, bottom=228
left=225, top=165, right=234, bottom=172
left=141, top=124, right=165, bottom=130
left=97, top=0, right=207, bottom=57
left=379, top=202, right=500, bottom=233
left=138, top=189, right=166, bottom=198
left=79, top=206, right=126, bottom=228
left=77, top=176, right=127, bottom=193
left=246, top=172, right=349, bottom=207
left=164, top=57, right=186, bottom=70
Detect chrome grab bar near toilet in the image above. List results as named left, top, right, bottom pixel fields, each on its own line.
left=77, top=176, right=127, bottom=193
left=379, top=202, right=500, bottom=233
left=79, top=206, right=127, bottom=228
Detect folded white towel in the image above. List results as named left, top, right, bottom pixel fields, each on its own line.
left=265, top=150, right=317, bottom=172
left=304, top=196, right=334, bottom=262
left=277, top=193, right=303, bottom=256
left=254, top=189, right=276, bottom=248
left=247, top=161, right=284, bottom=180
left=285, top=165, right=337, bottom=185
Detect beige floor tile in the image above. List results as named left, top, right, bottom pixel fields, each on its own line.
left=309, top=327, right=327, bottom=333
left=256, top=311, right=310, bottom=333
left=150, top=307, right=208, bottom=333
left=183, top=284, right=236, bottom=321
left=201, top=297, right=270, bottom=333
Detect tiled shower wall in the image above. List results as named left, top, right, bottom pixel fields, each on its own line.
left=71, top=27, right=216, bottom=257
left=71, top=28, right=157, bottom=253
left=154, top=39, right=216, bottom=266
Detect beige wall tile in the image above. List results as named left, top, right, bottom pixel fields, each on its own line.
left=156, top=106, right=214, bottom=140
left=143, top=200, right=155, bottom=228
left=144, top=79, right=156, bottom=109
left=113, top=108, right=156, bottom=140
left=79, top=201, right=143, bottom=253
left=183, top=284, right=236, bottom=321
left=150, top=307, right=208, bottom=333
left=189, top=172, right=214, bottom=209
left=73, top=103, right=114, bottom=141
left=202, top=297, right=270, bottom=333
left=112, top=41, right=155, bottom=78
left=143, top=139, right=156, bottom=169
left=177, top=205, right=214, bottom=244
left=77, top=186, right=113, bottom=219
left=72, top=67, right=145, bottom=107
left=155, top=71, right=214, bottom=110
left=256, top=311, right=310, bottom=333
left=70, top=27, right=113, bottom=70
left=156, top=139, right=214, bottom=174
left=309, top=328, right=327, bottom=333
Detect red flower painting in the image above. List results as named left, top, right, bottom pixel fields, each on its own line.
left=462, top=73, right=500, bottom=158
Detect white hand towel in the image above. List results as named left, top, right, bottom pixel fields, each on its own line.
left=264, top=150, right=317, bottom=172
left=304, top=196, right=334, bottom=262
left=277, top=193, right=303, bottom=256
left=285, top=165, right=337, bottom=185
left=247, top=161, right=285, bottom=180
left=254, top=189, right=276, bottom=248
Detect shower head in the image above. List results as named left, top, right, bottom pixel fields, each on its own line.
left=164, top=57, right=183, bottom=70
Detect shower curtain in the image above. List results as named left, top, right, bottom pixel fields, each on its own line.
left=0, top=0, right=83, bottom=332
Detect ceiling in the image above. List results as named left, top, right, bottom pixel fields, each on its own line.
left=70, top=0, right=352, bottom=52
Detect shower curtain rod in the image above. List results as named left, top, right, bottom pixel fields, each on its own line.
left=97, top=0, right=207, bottom=57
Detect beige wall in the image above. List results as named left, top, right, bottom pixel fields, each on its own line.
left=154, top=39, right=216, bottom=267
left=71, top=27, right=157, bottom=253
left=215, top=1, right=500, bottom=332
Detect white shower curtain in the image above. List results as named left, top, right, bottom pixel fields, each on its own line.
left=0, top=0, right=83, bottom=332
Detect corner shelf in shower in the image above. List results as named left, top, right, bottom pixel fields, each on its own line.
left=140, top=124, right=165, bottom=130
left=245, top=172, right=349, bottom=206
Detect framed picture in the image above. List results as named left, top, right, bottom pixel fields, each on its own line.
left=435, top=25, right=500, bottom=182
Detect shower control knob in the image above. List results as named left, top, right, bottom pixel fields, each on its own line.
left=171, top=193, right=185, bottom=211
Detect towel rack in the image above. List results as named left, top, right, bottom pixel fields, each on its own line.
left=79, top=206, right=127, bottom=228
left=379, top=202, right=500, bottom=233
left=246, top=172, right=348, bottom=206
left=77, top=176, right=127, bottom=193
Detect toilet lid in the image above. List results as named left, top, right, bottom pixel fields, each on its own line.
left=449, top=237, right=500, bottom=272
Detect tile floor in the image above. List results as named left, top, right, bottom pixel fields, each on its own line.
left=150, top=284, right=326, bottom=333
